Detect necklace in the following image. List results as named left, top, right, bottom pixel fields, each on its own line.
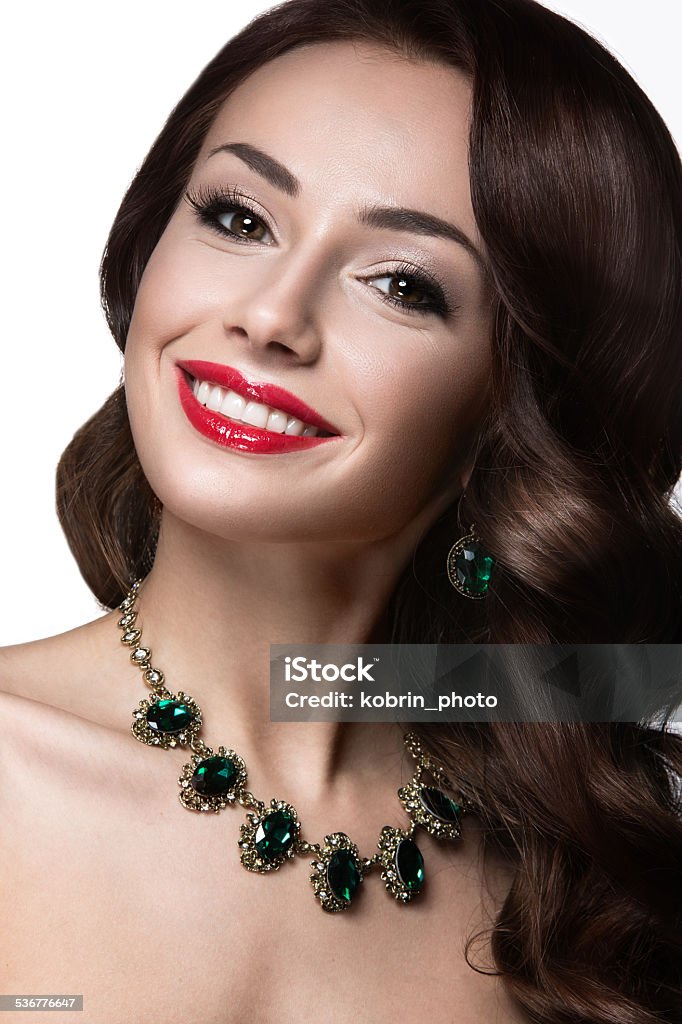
left=118, top=577, right=475, bottom=914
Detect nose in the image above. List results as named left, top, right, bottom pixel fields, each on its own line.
left=222, top=245, right=326, bottom=365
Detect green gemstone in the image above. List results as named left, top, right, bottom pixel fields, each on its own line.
left=419, top=786, right=462, bottom=824
left=326, top=849, right=361, bottom=904
left=191, top=755, right=238, bottom=796
left=395, top=837, right=425, bottom=892
left=146, top=699, right=195, bottom=734
left=255, top=810, right=296, bottom=861
left=455, top=540, right=493, bottom=596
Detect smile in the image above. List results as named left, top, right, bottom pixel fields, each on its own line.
left=191, top=375, right=332, bottom=437
left=174, top=362, right=342, bottom=455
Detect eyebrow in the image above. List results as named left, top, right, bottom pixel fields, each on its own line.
left=206, top=141, right=487, bottom=274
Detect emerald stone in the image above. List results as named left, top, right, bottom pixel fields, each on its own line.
left=395, top=837, right=425, bottom=892
left=146, top=699, right=195, bottom=734
left=255, top=810, right=296, bottom=861
left=419, top=786, right=461, bottom=824
left=191, top=755, right=238, bottom=796
left=454, top=540, right=493, bottom=596
left=327, top=849, right=361, bottom=904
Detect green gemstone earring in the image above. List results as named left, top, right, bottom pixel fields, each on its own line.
left=446, top=523, right=494, bottom=599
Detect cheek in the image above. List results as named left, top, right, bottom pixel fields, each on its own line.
left=123, top=237, right=222, bottom=419
left=126, top=236, right=223, bottom=351
left=352, top=335, right=491, bottom=483
left=123, top=241, right=201, bottom=459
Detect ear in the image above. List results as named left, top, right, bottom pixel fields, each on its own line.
left=459, top=459, right=476, bottom=494
left=457, top=439, right=480, bottom=494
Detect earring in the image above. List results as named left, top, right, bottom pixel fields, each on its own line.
left=446, top=522, right=494, bottom=599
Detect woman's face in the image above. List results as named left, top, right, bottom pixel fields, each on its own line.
left=124, top=40, right=495, bottom=547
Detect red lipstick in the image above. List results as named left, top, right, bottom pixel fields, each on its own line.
left=176, top=359, right=340, bottom=436
left=175, top=364, right=342, bottom=455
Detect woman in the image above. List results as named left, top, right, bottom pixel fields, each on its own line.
left=1, top=0, right=681, bottom=1021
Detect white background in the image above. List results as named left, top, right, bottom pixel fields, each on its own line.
left=1, top=1, right=681, bottom=643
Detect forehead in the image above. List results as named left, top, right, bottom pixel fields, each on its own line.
left=199, top=40, right=477, bottom=242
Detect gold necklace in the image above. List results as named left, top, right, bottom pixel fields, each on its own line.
left=118, top=577, right=474, bottom=913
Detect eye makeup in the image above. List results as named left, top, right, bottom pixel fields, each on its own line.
left=183, top=183, right=460, bottom=319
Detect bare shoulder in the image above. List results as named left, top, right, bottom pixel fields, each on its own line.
left=0, top=610, right=128, bottom=728
left=0, top=630, right=94, bottom=776
left=0, top=614, right=143, bottom=825
left=0, top=642, right=531, bottom=1022
left=0, top=631, right=59, bottom=700
left=0, top=617, right=136, bottom=799
left=0, top=622, right=167, bottom=832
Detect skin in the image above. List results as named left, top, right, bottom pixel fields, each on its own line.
left=119, top=38, right=495, bottom=808
left=0, top=40, right=524, bottom=1023
left=0, top=39, right=497, bottom=827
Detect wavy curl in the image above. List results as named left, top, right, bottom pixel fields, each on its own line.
left=56, top=1, right=682, bottom=1020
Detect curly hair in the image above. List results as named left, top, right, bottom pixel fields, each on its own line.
left=56, top=1, right=682, bottom=1020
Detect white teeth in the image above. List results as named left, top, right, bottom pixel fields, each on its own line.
left=266, top=409, right=288, bottom=433
left=220, top=390, right=246, bottom=420
left=284, top=417, right=305, bottom=436
left=206, top=385, right=224, bottom=412
left=189, top=375, right=326, bottom=437
left=242, top=400, right=270, bottom=429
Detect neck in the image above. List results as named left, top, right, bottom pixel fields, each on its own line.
left=132, top=508, right=415, bottom=817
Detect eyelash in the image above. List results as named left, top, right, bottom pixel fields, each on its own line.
left=183, top=183, right=458, bottom=319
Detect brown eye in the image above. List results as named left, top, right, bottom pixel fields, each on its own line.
left=217, top=208, right=270, bottom=242
left=387, top=275, right=428, bottom=305
left=184, top=186, right=275, bottom=245
left=368, top=270, right=449, bottom=316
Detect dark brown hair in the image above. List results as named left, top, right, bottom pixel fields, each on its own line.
left=56, top=1, right=682, bottom=1019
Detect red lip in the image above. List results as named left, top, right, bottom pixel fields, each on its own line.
left=175, top=367, right=341, bottom=454
left=176, top=359, right=340, bottom=436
